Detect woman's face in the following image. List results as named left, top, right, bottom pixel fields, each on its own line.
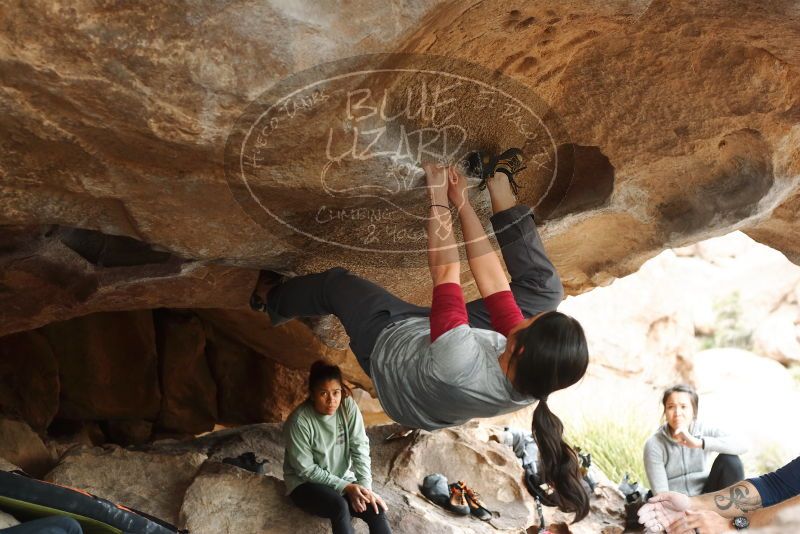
left=664, top=391, right=695, bottom=431
left=312, top=379, right=343, bottom=416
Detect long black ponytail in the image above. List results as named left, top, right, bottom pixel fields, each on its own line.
left=511, top=311, right=590, bottom=522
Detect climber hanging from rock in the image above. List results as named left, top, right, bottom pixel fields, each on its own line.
left=250, top=148, right=591, bottom=522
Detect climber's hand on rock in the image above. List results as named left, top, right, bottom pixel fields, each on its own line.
left=423, top=161, right=448, bottom=190
left=446, top=166, right=470, bottom=211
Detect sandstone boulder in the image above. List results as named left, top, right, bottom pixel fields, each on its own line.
left=390, top=425, right=535, bottom=530
left=753, top=302, right=800, bottom=364
left=195, top=308, right=372, bottom=390
left=560, top=230, right=800, bottom=390
left=203, top=323, right=308, bottom=425
left=0, top=330, right=59, bottom=432
left=102, top=420, right=154, bottom=447
left=0, top=226, right=259, bottom=338
left=0, top=418, right=53, bottom=477
left=1, top=3, right=798, bottom=529
left=179, top=462, right=329, bottom=534
left=1, top=0, right=799, bottom=341
left=691, top=348, right=800, bottom=465
left=45, top=446, right=207, bottom=525
left=676, top=232, right=800, bottom=342
left=134, top=421, right=625, bottom=533
left=559, top=250, right=697, bottom=386
left=154, top=310, right=218, bottom=434
left=0, top=456, right=21, bottom=472
left=40, top=310, right=161, bottom=421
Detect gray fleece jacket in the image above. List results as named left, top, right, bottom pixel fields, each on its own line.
left=643, top=421, right=747, bottom=496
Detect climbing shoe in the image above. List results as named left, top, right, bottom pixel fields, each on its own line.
left=249, top=270, right=283, bottom=313
left=458, top=481, right=493, bottom=521
left=458, top=150, right=490, bottom=180
left=222, top=452, right=267, bottom=475
left=249, top=293, right=267, bottom=313
left=447, top=482, right=470, bottom=515
left=479, top=147, right=526, bottom=195
left=421, top=473, right=450, bottom=507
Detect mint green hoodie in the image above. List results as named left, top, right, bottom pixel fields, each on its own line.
left=283, top=396, right=372, bottom=495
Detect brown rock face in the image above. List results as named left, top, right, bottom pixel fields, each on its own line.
left=0, top=308, right=324, bottom=443
left=2, top=0, right=798, bottom=312
left=195, top=308, right=372, bottom=389
left=0, top=225, right=258, bottom=338
left=28, top=421, right=625, bottom=533
left=0, top=457, right=21, bottom=472
left=40, top=310, right=161, bottom=421
left=0, top=330, right=59, bottom=432
left=154, top=310, right=218, bottom=434
left=0, top=418, right=53, bottom=477
left=179, top=462, right=330, bottom=534
left=45, top=446, right=207, bottom=525
left=204, top=321, right=308, bottom=425
left=103, top=419, right=154, bottom=447
left=390, top=426, right=535, bottom=530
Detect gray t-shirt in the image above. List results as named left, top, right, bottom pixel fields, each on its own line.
left=369, top=317, right=535, bottom=430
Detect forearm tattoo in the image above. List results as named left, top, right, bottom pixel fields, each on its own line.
left=714, top=484, right=762, bottom=513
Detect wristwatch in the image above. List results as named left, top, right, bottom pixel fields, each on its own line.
left=733, top=516, right=750, bottom=530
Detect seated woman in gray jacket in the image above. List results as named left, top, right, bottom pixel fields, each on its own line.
left=643, top=384, right=747, bottom=496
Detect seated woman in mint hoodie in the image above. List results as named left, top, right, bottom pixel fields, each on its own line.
left=644, top=384, right=747, bottom=497
left=257, top=152, right=591, bottom=522
left=284, top=361, right=390, bottom=534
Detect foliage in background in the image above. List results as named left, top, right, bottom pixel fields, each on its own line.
left=565, top=414, right=653, bottom=489
left=746, top=442, right=790, bottom=476
left=565, top=411, right=795, bottom=487
left=789, top=364, right=800, bottom=388
left=697, top=291, right=753, bottom=350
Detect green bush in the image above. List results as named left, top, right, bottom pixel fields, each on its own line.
left=696, top=291, right=753, bottom=350
left=565, top=415, right=653, bottom=488
left=789, top=363, right=800, bottom=388
left=746, top=442, right=790, bottom=476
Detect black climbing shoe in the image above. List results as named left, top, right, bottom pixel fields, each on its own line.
left=479, top=147, right=526, bottom=195
left=249, top=270, right=283, bottom=313
left=249, top=293, right=267, bottom=313
left=222, top=452, right=267, bottom=474
left=458, top=151, right=490, bottom=180
left=459, top=481, right=493, bottom=521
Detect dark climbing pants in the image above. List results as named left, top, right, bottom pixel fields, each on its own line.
left=266, top=204, right=563, bottom=375
left=1, top=516, right=83, bottom=534
left=702, top=454, right=745, bottom=494
left=290, top=483, right=392, bottom=534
